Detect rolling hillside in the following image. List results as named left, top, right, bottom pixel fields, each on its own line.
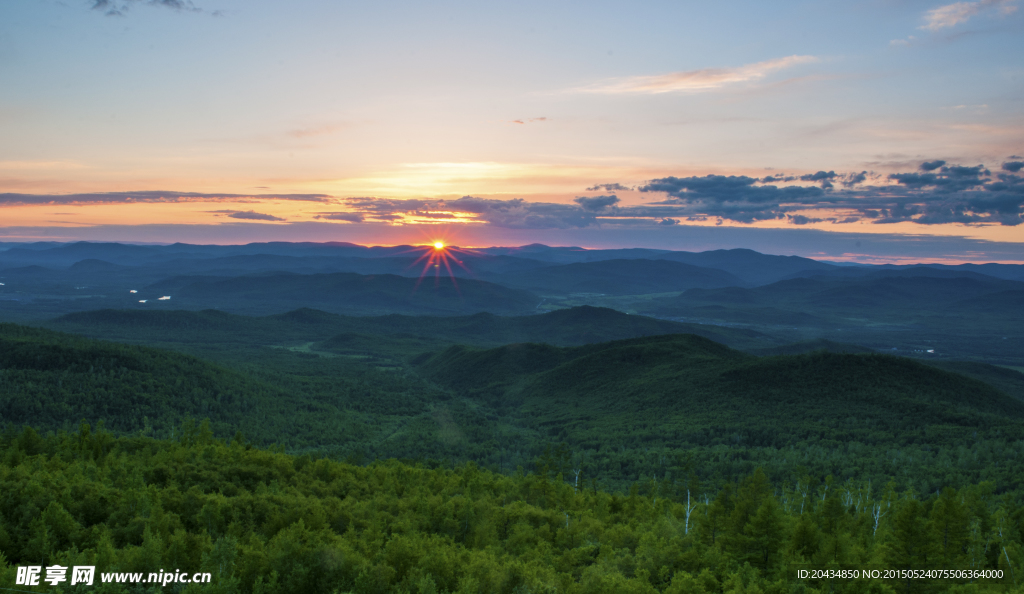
left=0, top=324, right=377, bottom=449
left=49, top=305, right=776, bottom=352
left=419, top=333, right=1024, bottom=489
left=6, top=319, right=1024, bottom=490
left=141, top=272, right=540, bottom=316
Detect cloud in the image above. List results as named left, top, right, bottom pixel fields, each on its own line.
left=920, top=0, right=1017, bottom=31
left=212, top=210, right=285, bottom=222
left=573, top=195, right=620, bottom=212
left=0, top=191, right=331, bottom=205
left=635, top=163, right=1022, bottom=227
left=287, top=124, right=347, bottom=139
left=788, top=215, right=825, bottom=225
left=638, top=175, right=826, bottom=223
left=0, top=160, right=87, bottom=171
left=576, top=55, right=818, bottom=94
left=344, top=196, right=604, bottom=229
left=412, top=211, right=459, bottom=219
left=800, top=170, right=837, bottom=189
left=511, top=117, right=548, bottom=124
left=888, top=164, right=989, bottom=192
left=9, top=163, right=1020, bottom=231
left=841, top=172, right=868, bottom=187
left=586, top=183, right=633, bottom=192
left=314, top=212, right=364, bottom=223
left=90, top=0, right=208, bottom=16
left=986, top=173, right=1024, bottom=194
left=800, top=171, right=836, bottom=182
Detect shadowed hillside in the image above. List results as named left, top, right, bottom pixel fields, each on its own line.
left=0, top=324, right=387, bottom=450
left=419, top=333, right=1024, bottom=488
left=749, top=339, right=876, bottom=356
left=49, top=305, right=776, bottom=352
left=141, top=272, right=540, bottom=316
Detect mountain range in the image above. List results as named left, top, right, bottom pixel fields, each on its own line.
left=3, top=240, right=1022, bottom=366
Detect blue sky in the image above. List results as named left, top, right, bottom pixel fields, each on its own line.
left=1, top=0, right=1022, bottom=261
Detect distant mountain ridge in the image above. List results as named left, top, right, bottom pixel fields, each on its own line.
left=652, top=248, right=836, bottom=286
left=5, top=240, right=1022, bottom=291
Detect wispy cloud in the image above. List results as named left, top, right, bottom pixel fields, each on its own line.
left=575, top=55, right=818, bottom=95
left=0, top=160, right=87, bottom=170
left=920, top=0, right=1017, bottom=31
left=90, top=0, right=214, bottom=17
left=586, top=183, right=634, bottom=192
left=210, top=210, right=286, bottom=222
left=313, top=212, right=364, bottom=222
left=0, top=191, right=332, bottom=205
left=342, top=196, right=605, bottom=229
left=510, top=117, right=548, bottom=125
left=286, top=124, right=348, bottom=139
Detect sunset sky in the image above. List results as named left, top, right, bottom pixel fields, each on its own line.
left=1, top=0, right=1022, bottom=262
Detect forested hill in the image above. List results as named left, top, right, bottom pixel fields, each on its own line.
left=0, top=324, right=376, bottom=449
left=0, top=323, right=260, bottom=435
left=419, top=334, right=1024, bottom=489
left=420, top=332, right=1024, bottom=425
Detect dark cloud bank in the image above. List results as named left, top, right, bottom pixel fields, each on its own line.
left=634, top=161, right=1023, bottom=228
left=331, top=160, right=1024, bottom=229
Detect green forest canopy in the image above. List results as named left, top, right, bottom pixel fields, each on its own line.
left=1, top=426, right=1021, bottom=594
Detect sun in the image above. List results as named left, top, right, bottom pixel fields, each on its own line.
left=397, top=231, right=485, bottom=295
